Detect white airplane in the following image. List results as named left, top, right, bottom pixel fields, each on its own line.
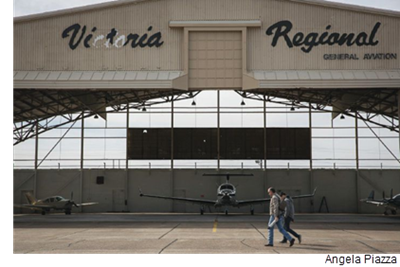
left=15, top=192, right=98, bottom=215
left=140, top=173, right=317, bottom=215
left=361, top=189, right=400, bottom=215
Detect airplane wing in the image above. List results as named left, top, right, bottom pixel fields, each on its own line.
left=362, top=200, right=385, bottom=206
left=291, top=187, right=318, bottom=200
left=140, top=192, right=216, bottom=205
left=75, top=202, right=99, bottom=207
left=236, top=197, right=272, bottom=206
left=14, top=204, right=52, bottom=210
left=236, top=188, right=317, bottom=207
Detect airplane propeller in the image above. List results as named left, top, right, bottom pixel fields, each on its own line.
left=68, top=191, right=79, bottom=208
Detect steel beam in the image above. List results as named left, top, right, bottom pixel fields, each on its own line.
left=34, top=120, right=39, bottom=198
left=80, top=112, right=84, bottom=212
left=217, top=90, right=220, bottom=170
left=263, top=94, right=267, bottom=170
left=125, top=104, right=130, bottom=211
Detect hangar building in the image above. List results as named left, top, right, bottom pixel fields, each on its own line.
left=13, top=0, right=400, bottom=214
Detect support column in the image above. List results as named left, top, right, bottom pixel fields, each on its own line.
left=34, top=120, right=39, bottom=198
left=263, top=94, right=267, bottom=212
left=217, top=90, right=220, bottom=170
left=309, top=103, right=314, bottom=212
left=355, top=112, right=360, bottom=213
left=170, top=94, right=175, bottom=212
left=355, top=114, right=359, bottom=170
left=80, top=112, right=84, bottom=212
left=171, top=95, right=174, bottom=170
left=125, top=105, right=130, bottom=210
left=263, top=95, right=267, bottom=170
left=309, top=103, right=313, bottom=170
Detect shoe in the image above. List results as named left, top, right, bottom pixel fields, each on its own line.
left=298, top=235, right=302, bottom=244
left=279, top=240, right=287, bottom=243
left=289, top=239, right=295, bottom=247
left=265, top=244, right=273, bottom=247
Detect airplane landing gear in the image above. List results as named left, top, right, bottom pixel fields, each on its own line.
left=384, top=210, right=389, bottom=216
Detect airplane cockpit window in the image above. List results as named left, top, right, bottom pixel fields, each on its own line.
left=55, top=196, right=63, bottom=202
left=220, top=185, right=234, bottom=190
left=49, top=198, right=55, bottom=203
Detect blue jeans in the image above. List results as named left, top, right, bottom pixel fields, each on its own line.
left=267, top=215, right=293, bottom=245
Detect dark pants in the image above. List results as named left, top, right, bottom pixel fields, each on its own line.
left=282, top=216, right=300, bottom=242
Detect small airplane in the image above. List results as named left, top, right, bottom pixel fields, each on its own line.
left=361, top=189, right=400, bottom=215
left=14, top=192, right=98, bottom=215
left=139, top=173, right=317, bottom=215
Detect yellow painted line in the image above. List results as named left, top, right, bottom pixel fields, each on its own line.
left=212, top=219, right=218, bottom=233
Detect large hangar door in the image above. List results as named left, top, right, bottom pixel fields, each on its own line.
left=189, top=31, right=242, bottom=89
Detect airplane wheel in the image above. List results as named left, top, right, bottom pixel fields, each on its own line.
left=391, top=210, right=397, bottom=215
left=41, top=211, right=46, bottom=215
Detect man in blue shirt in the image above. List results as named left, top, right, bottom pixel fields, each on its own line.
left=279, top=192, right=302, bottom=244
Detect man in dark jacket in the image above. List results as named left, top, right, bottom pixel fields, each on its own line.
left=280, top=192, right=302, bottom=244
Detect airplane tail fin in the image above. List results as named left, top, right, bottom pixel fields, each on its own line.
left=368, top=190, right=374, bottom=201
left=25, top=192, right=37, bottom=205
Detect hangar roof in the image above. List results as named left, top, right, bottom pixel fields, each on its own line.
left=13, top=0, right=400, bottom=144
left=13, top=0, right=400, bottom=22
left=14, top=71, right=183, bottom=89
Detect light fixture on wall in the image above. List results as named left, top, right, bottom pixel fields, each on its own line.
left=340, top=114, right=345, bottom=119
left=142, top=107, right=147, bottom=112
left=94, top=114, right=99, bottom=119
left=241, top=99, right=246, bottom=106
left=143, top=129, right=148, bottom=134
left=191, top=99, right=196, bottom=106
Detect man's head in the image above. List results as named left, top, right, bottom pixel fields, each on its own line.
left=280, top=192, right=287, bottom=200
left=268, top=187, right=276, bottom=197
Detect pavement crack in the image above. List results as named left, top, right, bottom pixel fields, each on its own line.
left=158, top=223, right=181, bottom=239
left=342, top=229, right=372, bottom=240
left=250, top=223, right=266, bottom=239
left=240, top=239, right=259, bottom=250
left=68, top=239, right=85, bottom=248
left=158, top=239, right=178, bottom=254
left=272, top=249, right=280, bottom=254
left=49, top=229, right=89, bottom=241
left=356, top=240, right=386, bottom=254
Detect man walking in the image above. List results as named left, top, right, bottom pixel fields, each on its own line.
left=265, top=187, right=295, bottom=247
left=279, top=192, right=301, bottom=244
